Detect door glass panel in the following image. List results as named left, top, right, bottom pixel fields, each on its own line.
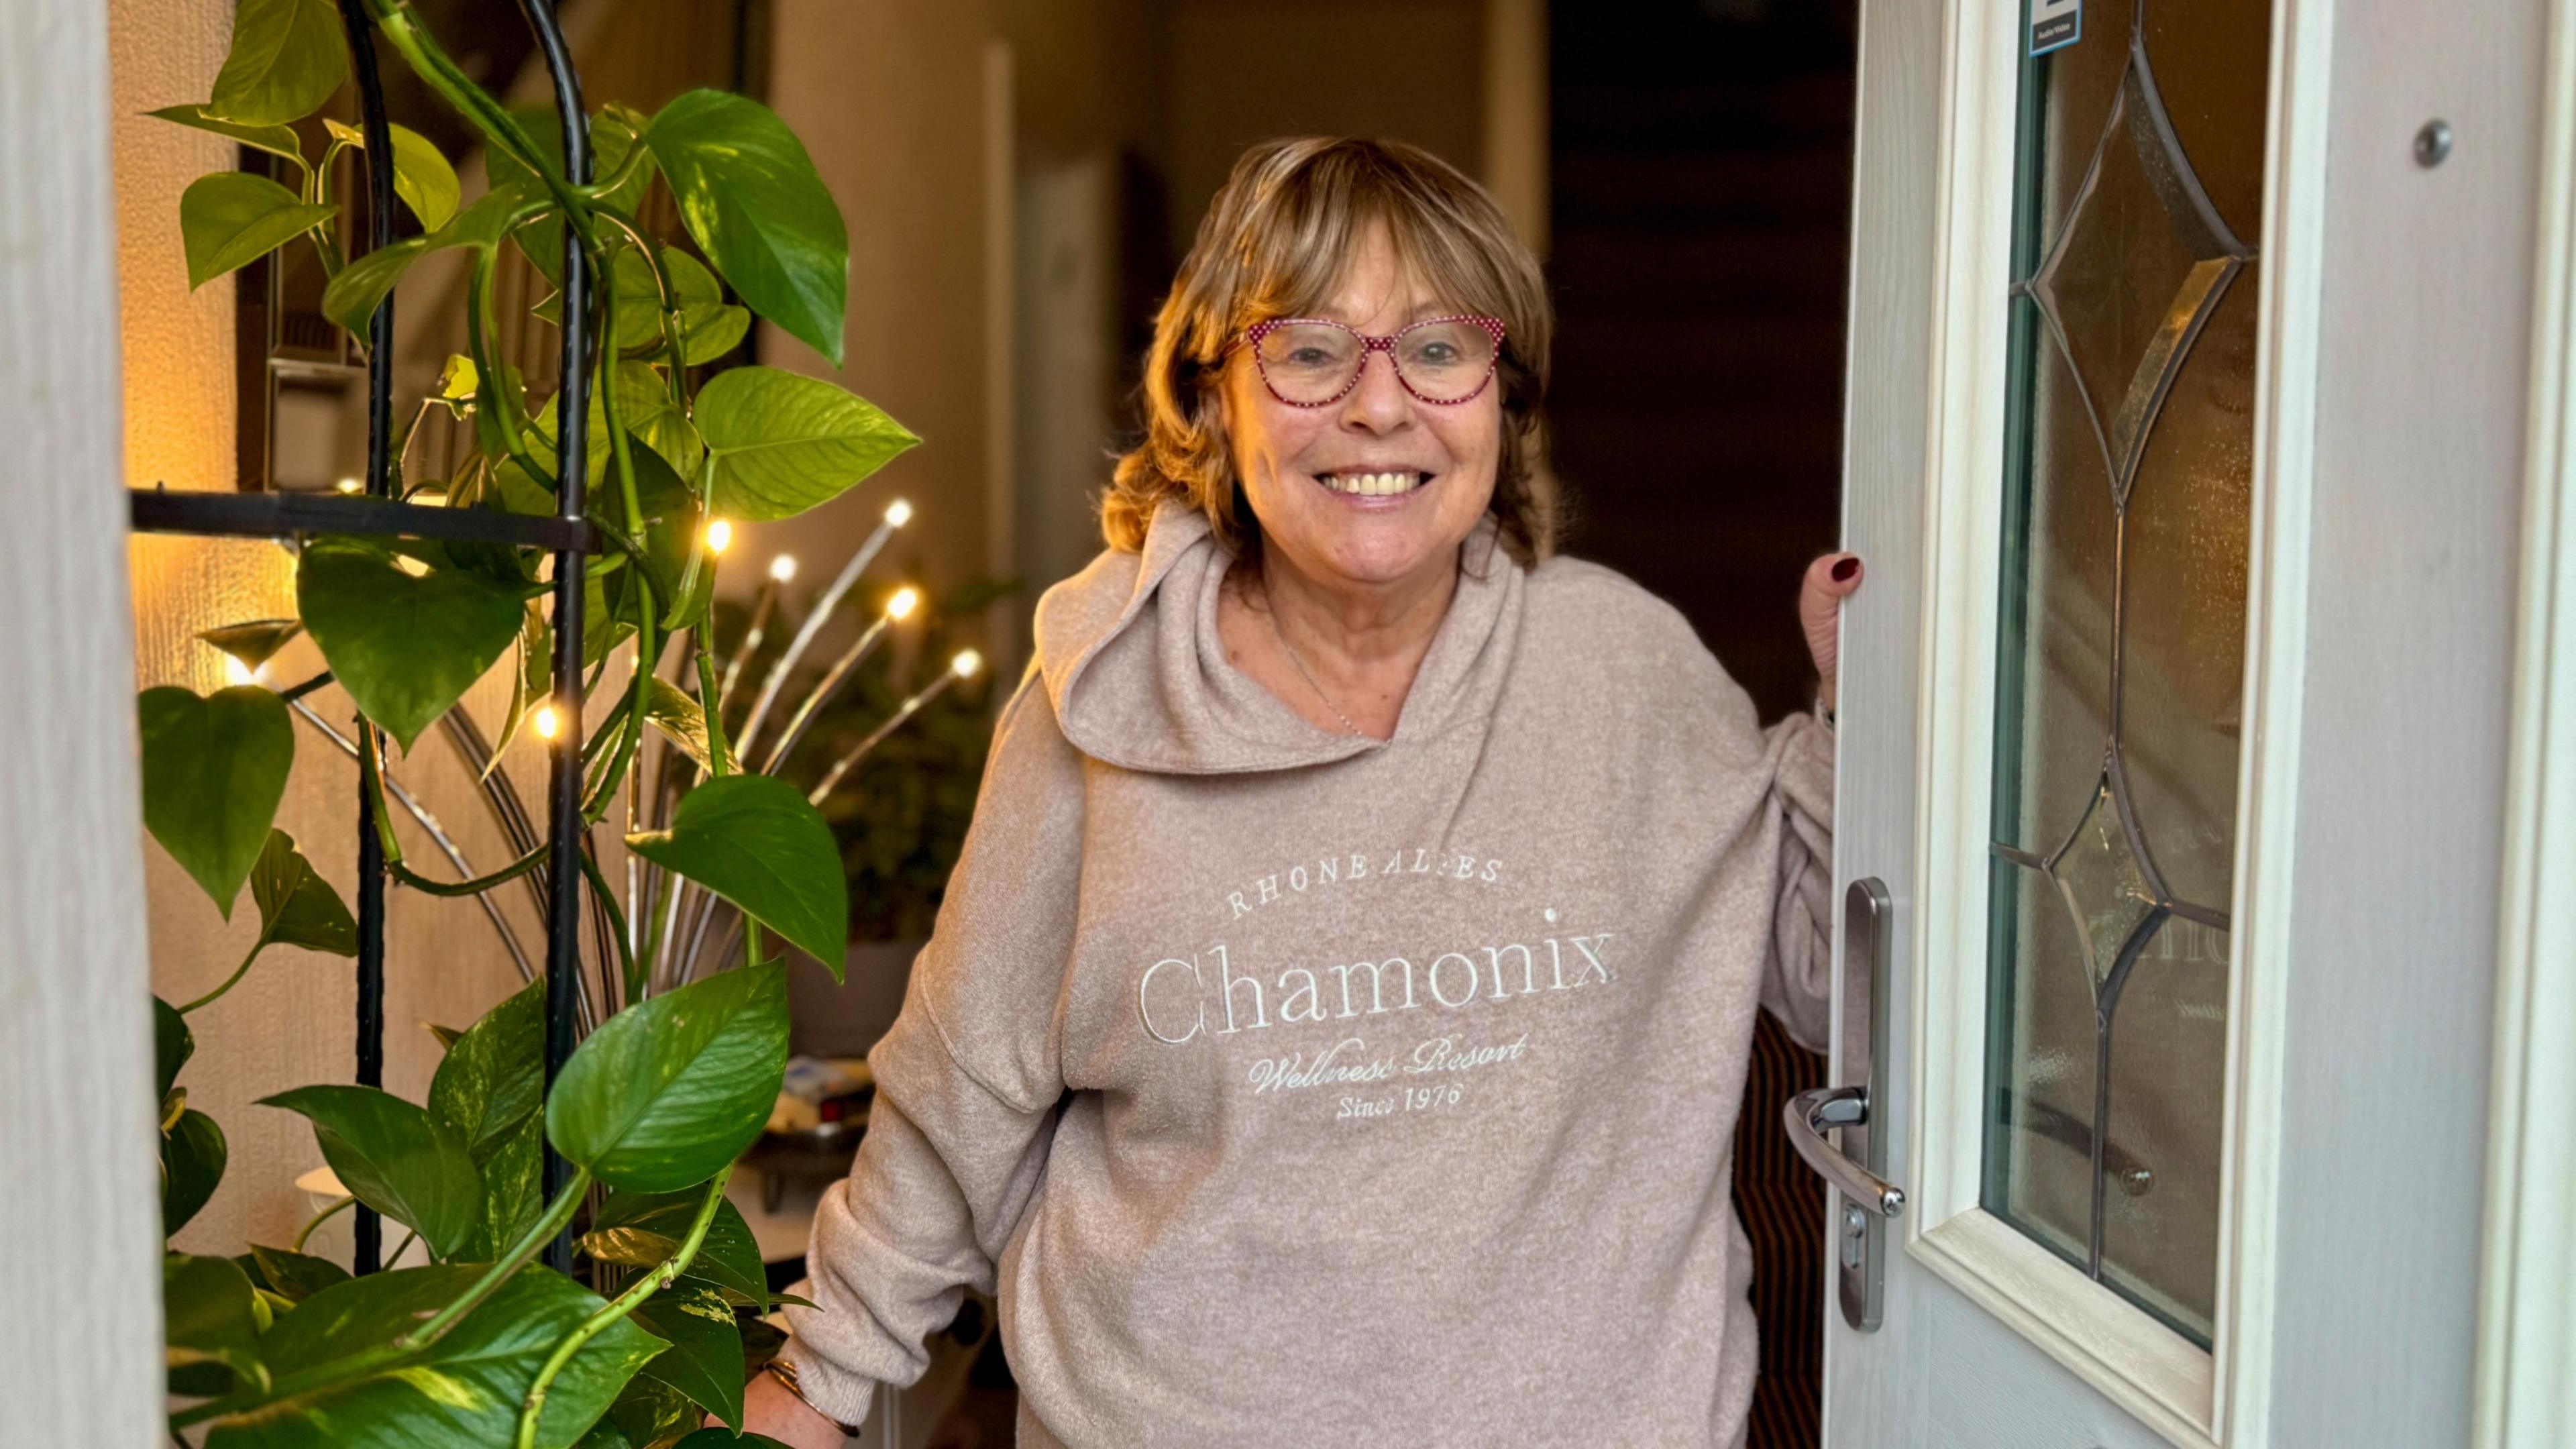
left=1982, top=0, right=2267, bottom=1348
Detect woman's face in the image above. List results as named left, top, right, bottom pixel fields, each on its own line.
left=1218, top=222, right=1502, bottom=596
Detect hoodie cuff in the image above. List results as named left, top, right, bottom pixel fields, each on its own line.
left=773, top=1329, right=880, bottom=1436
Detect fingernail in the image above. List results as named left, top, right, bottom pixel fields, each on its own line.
left=1831, top=557, right=1860, bottom=582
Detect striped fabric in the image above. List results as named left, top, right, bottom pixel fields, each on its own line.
left=1729, top=1010, right=1827, bottom=1448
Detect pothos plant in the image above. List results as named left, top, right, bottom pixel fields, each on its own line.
left=144, top=1, right=917, bottom=1444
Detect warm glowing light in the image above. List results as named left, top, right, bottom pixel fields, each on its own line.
left=768, top=553, right=799, bottom=583
left=533, top=705, right=561, bottom=741
left=951, top=649, right=983, bottom=679
left=335, top=476, right=363, bottom=494
left=883, top=498, right=914, bottom=527
left=704, top=519, right=733, bottom=555
left=886, top=586, right=920, bottom=621
left=394, top=553, right=431, bottom=578
left=223, top=655, right=256, bottom=688
left=413, top=488, right=446, bottom=506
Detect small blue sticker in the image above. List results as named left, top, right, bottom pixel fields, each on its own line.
left=2031, top=0, right=2082, bottom=55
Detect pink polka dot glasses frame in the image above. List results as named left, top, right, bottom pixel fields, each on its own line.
left=1235, top=315, right=1509, bottom=408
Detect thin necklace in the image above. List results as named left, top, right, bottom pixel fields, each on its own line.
left=1263, top=590, right=1366, bottom=738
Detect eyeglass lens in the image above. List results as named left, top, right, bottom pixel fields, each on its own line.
left=1254, top=320, right=1497, bottom=403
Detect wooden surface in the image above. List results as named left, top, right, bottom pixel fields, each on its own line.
left=0, top=1, right=166, bottom=1441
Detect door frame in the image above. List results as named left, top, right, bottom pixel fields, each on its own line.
left=1876, top=0, right=2332, bottom=1440
left=2475, top=3, right=2576, bottom=1443
left=1, top=3, right=167, bottom=1444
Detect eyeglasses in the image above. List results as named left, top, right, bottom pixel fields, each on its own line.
left=1236, top=315, right=1507, bottom=407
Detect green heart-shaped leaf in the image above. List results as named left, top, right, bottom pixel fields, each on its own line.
left=209, top=0, right=345, bottom=127
left=612, top=246, right=749, bottom=366
left=427, top=979, right=547, bottom=1263
left=297, top=536, right=526, bottom=751
left=199, top=1265, right=665, bottom=1449
left=467, top=1114, right=547, bottom=1266
left=694, top=366, right=918, bottom=523
left=146, top=105, right=304, bottom=166
left=325, top=118, right=460, bottom=231
left=625, top=773, right=849, bottom=961
left=156, top=995, right=195, bottom=1100
left=429, top=977, right=545, bottom=1159
left=631, top=1283, right=746, bottom=1430
left=139, top=684, right=293, bottom=918
left=250, top=829, right=357, bottom=957
left=259, top=1085, right=482, bottom=1260
left=614, top=360, right=704, bottom=483
left=247, top=1244, right=352, bottom=1304
left=645, top=89, right=848, bottom=366
left=547, top=963, right=788, bottom=1193
left=163, top=1108, right=228, bottom=1236
left=165, top=1254, right=270, bottom=1395
left=580, top=1189, right=769, bottom=1305
left=604, top=1377, right=697, bottom=1448
left=430, top=974, right=546, bottom=1258
left=640, top=677, right=735, bottom=773
left=321, top=185, right=529, bottom=331
left=180, top=172, right=335, bottom=290
left=197, top=617, right=304, bottom=672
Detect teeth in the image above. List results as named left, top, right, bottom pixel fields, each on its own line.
left=1324, top=471, right=1423, bottom=496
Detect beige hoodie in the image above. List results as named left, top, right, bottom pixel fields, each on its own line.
left=778, top=500, right=1836, bottom=1447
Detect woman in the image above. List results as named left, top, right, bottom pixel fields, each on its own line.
left=739, top=136, right=1862, bottom=1448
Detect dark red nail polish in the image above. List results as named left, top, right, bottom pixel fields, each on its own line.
left=1831, top=557, right=1860, bottom=582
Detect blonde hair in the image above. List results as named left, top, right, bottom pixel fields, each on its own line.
left=1103, top=137, right=1557, bottom=564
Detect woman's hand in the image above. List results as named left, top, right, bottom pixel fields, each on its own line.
left=720, top=1368, right=853, bottom=1448
left=1801, top=552, right=1864, bottom=714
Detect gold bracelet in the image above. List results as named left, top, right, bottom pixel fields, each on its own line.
left=764, top=1355, right=863, bottom=1438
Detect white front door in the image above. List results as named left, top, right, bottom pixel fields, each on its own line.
left=1817, top=0, right=2548, bottom=1444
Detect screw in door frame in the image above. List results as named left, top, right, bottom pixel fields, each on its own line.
left=2416, top=118, right=2454, bottom=168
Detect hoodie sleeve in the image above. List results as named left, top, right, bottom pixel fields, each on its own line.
left=1758, top=703, right=1837, bottom=1053
left=773, top=674, right=1085, bottom=1428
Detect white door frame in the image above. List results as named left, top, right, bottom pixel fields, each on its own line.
left=2475, top=5, right=2576, bottom=1445
left=1829, top=0, right=2551, bottom=1442
left=0, top=2, right=166, bottom=1444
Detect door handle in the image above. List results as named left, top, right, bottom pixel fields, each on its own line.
left=1784, top=1083, right=1906, bottom=1218
left=1788, top=877, right=1896, bottom=1330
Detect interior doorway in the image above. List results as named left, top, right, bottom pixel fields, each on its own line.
left=1546, top=4, right=1858, bottom=1445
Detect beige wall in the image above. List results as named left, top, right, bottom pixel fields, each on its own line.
left=751, top=0, right=1006, bottom=636
left=115, top=0, right=532, bottom=1265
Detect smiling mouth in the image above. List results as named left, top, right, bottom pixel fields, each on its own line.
left=1315, top=469, right=1433, bottom=498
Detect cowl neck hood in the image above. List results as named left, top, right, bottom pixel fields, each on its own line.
left=1032, top=498, right=1526, bottom=775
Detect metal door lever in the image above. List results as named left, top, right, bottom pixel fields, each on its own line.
left=1785, top=1083, right=1906, bottom=1218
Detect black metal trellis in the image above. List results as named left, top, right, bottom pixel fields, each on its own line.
left=127, top=0, right=596, bottom=1277
left=518, top=0, right=594, bottom=1280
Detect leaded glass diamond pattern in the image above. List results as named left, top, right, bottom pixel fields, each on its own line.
left=1981, top=0, right=2265, bottom=1350
left=2046, top=775, right=2162, bottom=990
left=2023, top=40, right=2252, bottom=506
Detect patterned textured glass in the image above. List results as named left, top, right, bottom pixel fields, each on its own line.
left=1980, top=0, right=2265, bottom=1346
